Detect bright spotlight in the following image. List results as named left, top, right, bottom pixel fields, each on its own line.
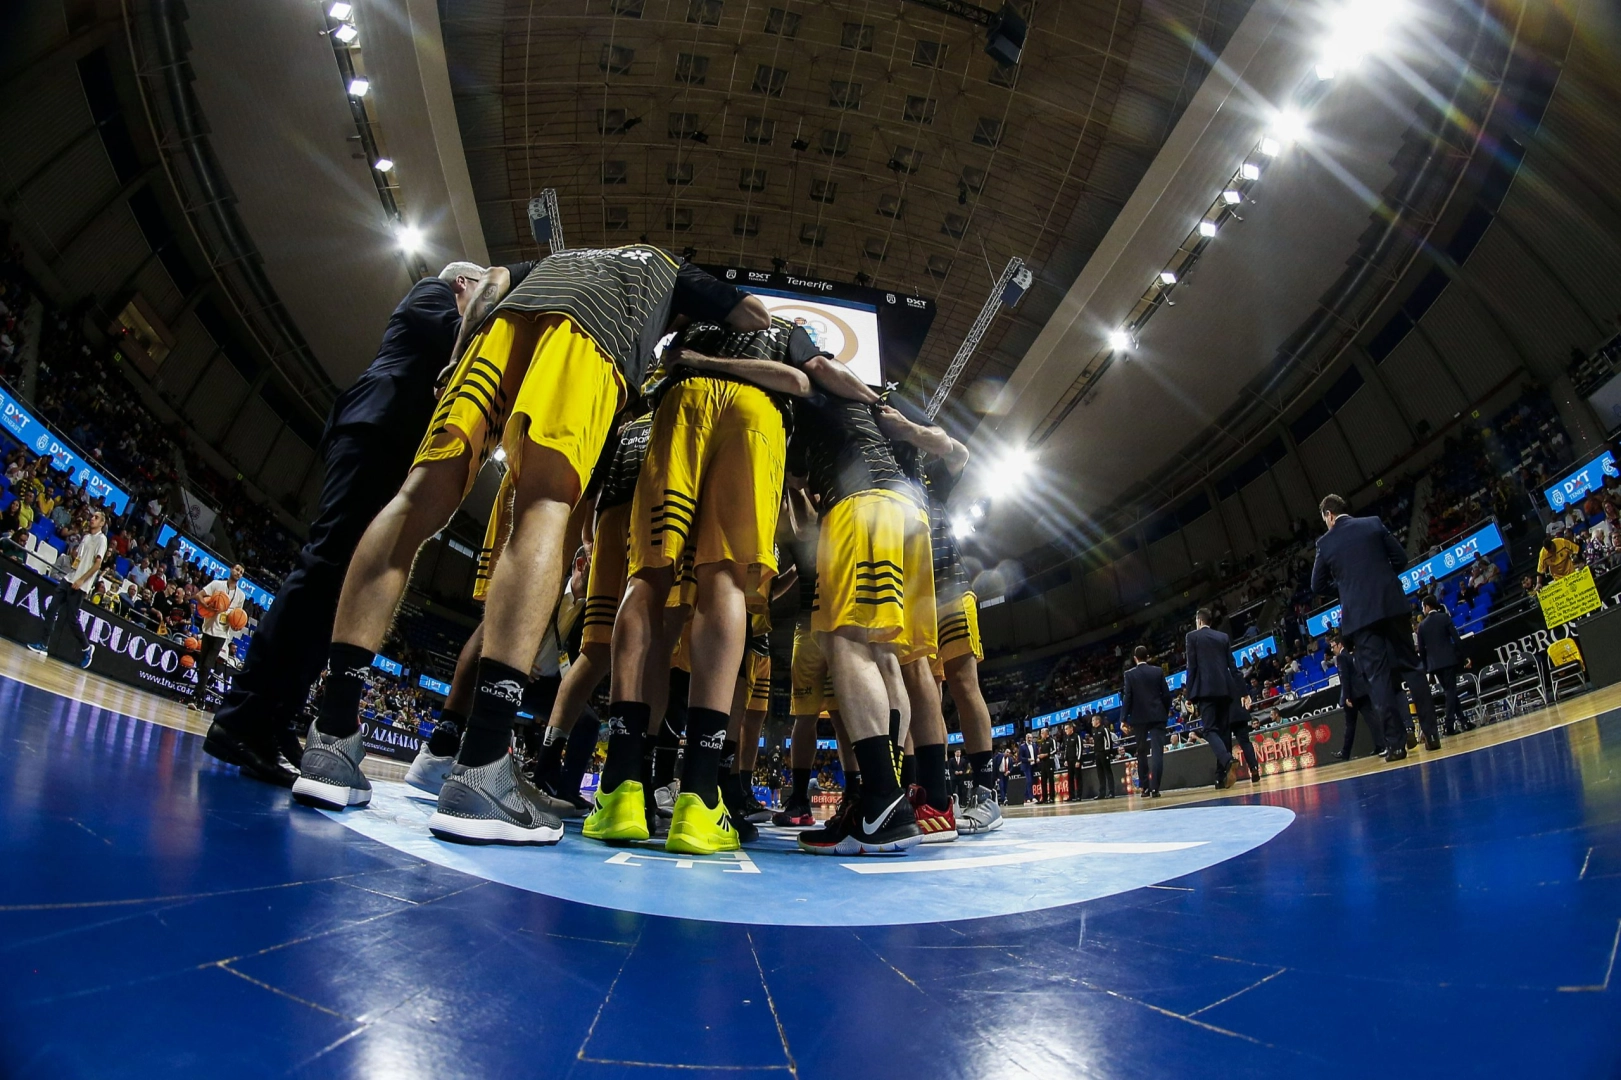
left=1158, top=271, right=1178, bottom=286
left=1318, top=0, right=1401, bottom=73
left=1198, top=220, right=1218, bottom=238
left=1107, top=329, right=1131, bottom=351
left=1003, top=447, right=1035, bottom=484
left=951, top=517, right=973, bottom=540
left=373, top=157, right=394, bottom=173
left=396, top=223, right=424, bottom=252
left=969, top=501, right=987, bottom=521
left=348, top=76, right=370, bottom=96
left=328, top=2, right=353, bottom=18
left=333, top=22, right=358, bottom=43
left=1272, top=108, right=1308, bottom=144
left=1222, top=189, right=1243, bottom=205
left=1240, top=162, right=1261, bottom=181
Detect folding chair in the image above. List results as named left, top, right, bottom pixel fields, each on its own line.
left=1547, top=638, right=1588, bottom=701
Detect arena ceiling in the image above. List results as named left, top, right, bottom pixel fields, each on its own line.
left=438, top=0, right=1256, bottom=411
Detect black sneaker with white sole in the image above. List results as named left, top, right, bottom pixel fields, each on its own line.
left=428, top=754, right=565, bottom=846
left=291, top=721, right=372, bottom=810
left=799, top=788, right=921, bottom=855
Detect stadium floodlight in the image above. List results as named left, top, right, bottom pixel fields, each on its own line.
left=1159, top=271, right=1178, bottom=286
left=1259, top=136, right=1282, bottom=157
left=1315, top=62, right=1336, bottom=80
left=1271, top=107, right=1308, bottom=144
left=373, top=157, right=394, bottom=173
left=1317, top=0, right=1401, bottom=74
left=1002, top=447, right=1035, bottom=485
left=328, top=2, right=353, bottom=18
left=1198, top=220, right=1218, bottom=238
left=396, top=223, right=424, bottom=252
left=952, top=517, right=973, bottom=540
left=1222, top=189, right=1243, bottom=205
left=1240, top=162, right=1261, bottom=181
left=348, top=76, right=370, bottom=97
left=1107, top=328, right=1131, bottom=352
left=333, top=22, right=358, bottom=43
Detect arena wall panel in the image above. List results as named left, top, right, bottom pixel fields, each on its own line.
left=1462, top=224, right=1594, bottom=371
left=1421, top=286, right=1523, bottom=400
left=1217, top=494, right=1254, bottom=557
left=1114, top=550, right=1152, bottom=608
left=1148, top=532, right=1191, bottom=586
left=184, top=360, right=250, bottom=443
left=156, top=313, right=217, bottom=398
left=1181, top=503, right=1229, bottom=566
left=222, top=394, right=282, bottom=475
left=57, top=203, right=145, bottom=307
left=1269, top=451, right=1317, bottom=521
left=1494, top=153, right=1621, bottom=334
left=0, top=64, right=92, bottom=190
left=256, top=428, right=314, bottom=502
left=1377, top=334, right=1465, bottom=433
left=1295, top=423, right=1360, bottom=502
left=1333, top=384, right=1410, bottom=478
left=1041, top=580, right=1086, bottom=641
left=1239, top=477, right=1287, bottom=548
left=131, top=256, right=185, bottom=324
left=14, top=133, right=118, bottom=254
left=1082, top=566, right=1118, bottom=619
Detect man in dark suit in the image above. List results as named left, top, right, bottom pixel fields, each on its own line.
left=1037, top=729, right=1058, bottom=803
left=1121, top=645, right=1171, bottom=798
left=1310, top=494, right=1430, bottom=759
left=1417, top=593, right=1475, bottom=735
left=1224, top=662, right=1262, bottom=784
left=1185, top=608, right=1237, bottom=788
left=1017, top=734, right=1038, bottom=802
left=1061, top=721, right=1086, bottom=801
left=1330, top=637, right=1385, bottom=759
left=1088, top=714, right=1117, bottom=799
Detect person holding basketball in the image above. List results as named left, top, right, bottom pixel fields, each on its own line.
left=191, top=565, right=247, bottom=712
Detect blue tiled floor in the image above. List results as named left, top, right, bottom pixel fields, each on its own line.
left=1, top=674, right=1617, bottom=1078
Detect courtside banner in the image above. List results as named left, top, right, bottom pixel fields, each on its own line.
left=0, top=556, right=207, bottom=700
left=155, top=524, right=276, bottom=609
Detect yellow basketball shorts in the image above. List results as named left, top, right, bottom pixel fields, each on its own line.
left=790, top=618, right=839, bottom=716
left=932, top=590, right=984, bottom=678
left=812, top=490, right=936, bottom=663
left=581, top=502, right=632, bottom=647
left=414, top=312, right=624, bottom=501
left=627, top=377, right=785, bottom=613
left=747, top=653, right=771, bottom=712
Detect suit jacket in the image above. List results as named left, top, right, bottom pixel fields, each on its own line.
left=1018, top=742, right=1037, bottom=767
left=1416, top=610, right=1464, bottom=670
left=1121, top=663, right=1172, bottom=728
left=1335, top=652, right=1370, bottom=705
left=1184, top=626, right=1233, bottom=701
left=1310, top=515, right=1410, bottom=635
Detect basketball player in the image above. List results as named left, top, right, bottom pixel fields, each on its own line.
left=291, top=247, right=763, bottom=847
left=789, top=365, right=930, bottom=855
left=585, top=315, right=815, bottom=855
left=777, top=496, right=836, bottom=827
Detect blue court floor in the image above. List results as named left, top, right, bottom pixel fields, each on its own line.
left=1, top=671, right=1618, bottom=1079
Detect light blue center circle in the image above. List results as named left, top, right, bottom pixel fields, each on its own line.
left=325, top=782, right=1295, bottom=927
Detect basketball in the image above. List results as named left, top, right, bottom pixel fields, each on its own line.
left=183, top=636, right=200, bottom=651
left=201, top=592, right=230, bottom=615
left=226, top=608, right=248, bottom=632
left=180, top=655, right=194, bottom=669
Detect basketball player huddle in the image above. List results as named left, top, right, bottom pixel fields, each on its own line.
left=284, top=247, right=1004, bottom=857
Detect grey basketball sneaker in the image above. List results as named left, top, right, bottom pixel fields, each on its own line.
left=291, top=721, right=372, bottom=810
left=956, top=786, right=1004, bottom=835
left=428, top=754, right=565, bottom=846
left=404, top=746, right=456, bottom=796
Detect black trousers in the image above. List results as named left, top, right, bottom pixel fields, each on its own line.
left=1038, top=761, right=1055, bottom=802
left=193, top=633, right=231, bottom=706
left=1092, top=749, right=1115, bottom=797
left=1348, top=616, right=1420, bottom=754
left=212, top=425, right=416, bottom=736
left=1401, top=668, right=1439, bottom=742
left=1226, top=722, right=1259, bottom=775
left=1195, top=698, right=1233, bottom=771
left=1340, top=698, right=1387, bottom=755
left=39, top=580, right=89, bottom=656
left=1433, top=666, right=1466, bottom=731
left=1134, top=725, right=1166, bottom=793
left=1065, top=762, right=1084, bottom=800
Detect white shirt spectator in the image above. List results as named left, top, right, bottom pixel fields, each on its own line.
left=70, top=531, right=107, bottom=593
left=129, top=561, right=150, bottom=588
left=198, top=578, right=246, bottom=639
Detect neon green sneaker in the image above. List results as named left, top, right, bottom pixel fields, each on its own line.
left=665, top=791, right=740, bottom=855
left=583, top=780, right=649, bottom=843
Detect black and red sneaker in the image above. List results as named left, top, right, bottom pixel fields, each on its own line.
left=907, top=785, right=958, bottom=844
left=772, top=801, right=816, bottom=827
left=797, top=792, right=861, bottom=855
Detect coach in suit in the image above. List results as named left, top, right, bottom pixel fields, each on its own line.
left=1331, top=637, right=1385, bottom=759
left=1121, top=646, right=1171, bottom=798
left=1185, top=608, right=1237, bottom=787
left=1310, top=494, right=1429, bottom=760
left=1224, top=662, right=1262, bottom=784
left=1418, top=594, right=1475, bottom=735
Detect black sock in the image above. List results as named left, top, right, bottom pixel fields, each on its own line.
left=456, top=658, right=524, bottom=767
left=790, top=767, right=811, bottom=805
left=844, top=770, right=862, bottom=803
left=428, top=707, right=465, bottom=757
left=680, top=707, right=729, bottom=807
left=317, top=642, right=374, bottom=739
left=899, top=753, right=917, bottom=790
left=853, top=735, right=901, bottom=800
left=559, top=711, right=599, bottom=798
left=601, top=701, right=651, bottom=793
left=970, top=750, right=996, bottom=791
left=534, top=724, right=568, bottom=791
left=915, top=743, right=951, bottom=811
left=719, top=767, right=747, bottom=817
